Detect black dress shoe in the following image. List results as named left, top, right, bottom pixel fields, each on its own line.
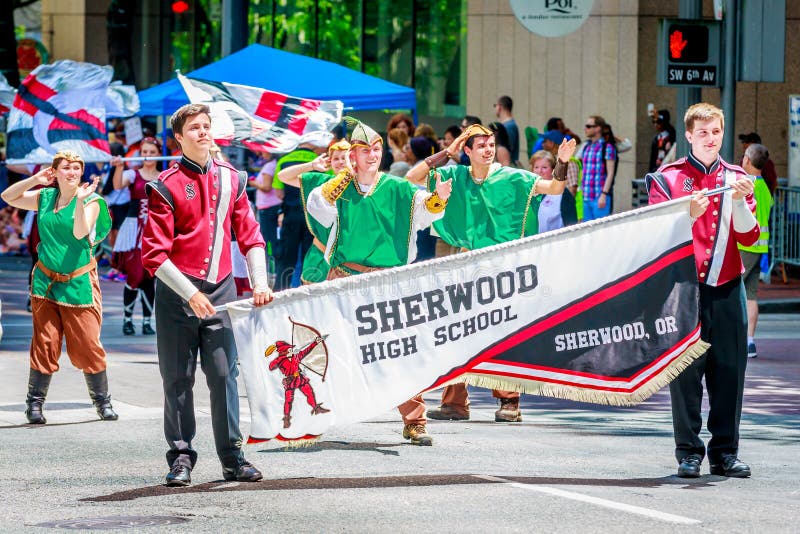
left=166, top=465, right=192, bottom=487
left=677, top=454, right=702, bottom=478
left=710, top=455, right=751, bottom=478
left=222, top=460, right=263, bottom=482
left=122, top=321, right=135, bottom=336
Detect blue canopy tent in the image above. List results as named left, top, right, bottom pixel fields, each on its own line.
left=138, top=44, right=417, bottom=117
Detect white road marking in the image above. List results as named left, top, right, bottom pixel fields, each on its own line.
left=210, top=482, right=240, bottom=490
left=472, top=475, right=701, bottom=525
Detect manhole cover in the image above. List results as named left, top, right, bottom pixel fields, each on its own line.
left=35, top=515, right=190, bottom=529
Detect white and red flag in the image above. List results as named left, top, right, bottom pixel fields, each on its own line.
left=6, top=60, right=123, bottom=164
left=225, top=199, right=708, bottom=444
left=0, top=73, right=14, bottom=114
left=177, top=73, right=342, bottom=153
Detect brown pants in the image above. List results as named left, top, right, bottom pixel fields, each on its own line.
left=398, top=394, right=426, bottom=426
left=30, top=270, right=107, bottom=375
left=435, top=239, right=518, bottom=408
left=439, top=383, right=519, bottom=413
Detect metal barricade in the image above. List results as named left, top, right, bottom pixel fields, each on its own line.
left=631, top=178, right=648, bottom=208
left=769, top=186, right=800, bottom=279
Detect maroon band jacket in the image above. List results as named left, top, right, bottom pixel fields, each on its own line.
left=646, top=153, right=759, bottom=287
left=141, top=156, right=265, bottom=283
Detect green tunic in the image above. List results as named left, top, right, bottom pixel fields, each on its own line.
left=329, top=173, right=418, bottom=274
left=428, top=164, right=540, bottom=250
left=32, top=188, right=112, bottom=306
left=300, top=171, right=334, bottom=283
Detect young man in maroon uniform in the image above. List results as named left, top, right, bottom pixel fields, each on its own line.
left=142, top=104, right=273, bottom=487
left=647, top=103, right=759, bottom=479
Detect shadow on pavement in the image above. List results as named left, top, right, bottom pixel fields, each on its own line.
left=0, top=419, right=101, bottom=430
left=256, top=440, right=403, bottom=456
left=81, top=473, right=724, bottom=503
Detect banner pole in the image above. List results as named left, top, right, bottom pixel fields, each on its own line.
left=1, top=155, right=180, bottom=166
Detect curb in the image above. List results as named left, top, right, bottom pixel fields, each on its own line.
left=759, top=300, right=800, bottom=314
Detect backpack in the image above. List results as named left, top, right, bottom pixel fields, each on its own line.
left=571, top=156, right=584, bottom=221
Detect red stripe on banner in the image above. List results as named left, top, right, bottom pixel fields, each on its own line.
left=85, top=138, right=110, bottom=153
left=482, top=324, right=702, bottom=383
left=473, top=327, right=700, bottom=394
left=246, top=432, right=321, bottom=444
left=49, top=118, right=79, bottom=131
left=49, top=110, right=106, bottom=132
left=475, top=245, right=694, bottom=362
left=25, top=76, right=57, bottom=102
left=430, top=244, right=695, bottom=388
left=254, top=91, right=287, bottom=122
left=285, top=98, right=319, bottom=134
left=12, top=93, right=38, bottom=116
left=476, top=324, right=700, bottom=393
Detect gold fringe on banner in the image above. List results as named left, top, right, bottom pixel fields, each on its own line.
left=278, top=436, right=322, bottom=449
left=452, top=339, right=710, bottom=407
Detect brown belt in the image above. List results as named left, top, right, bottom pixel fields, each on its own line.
left=312, top=237, right=326, bottom=253
left=36, top=258, right=97, bottom=297
left=340, top=261, right=381, bottom=274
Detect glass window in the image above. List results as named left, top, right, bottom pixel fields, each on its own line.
left=241, top=0, right=466, bottom=118
left=414, top=0, right=466, bottom=115
left=169, top=0, right=222, bottom=72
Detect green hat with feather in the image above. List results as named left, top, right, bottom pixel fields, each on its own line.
left=344, top=116, right=382, bottom=148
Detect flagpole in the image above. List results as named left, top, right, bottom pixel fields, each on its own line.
left=1, top=155, right=180, bottom=166
left=705, top=185, right=732, bottom=196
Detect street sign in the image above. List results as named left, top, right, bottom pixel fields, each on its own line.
left=667, top=65, right=717, bottom=86
left=657, top=19, right=721, bottom=88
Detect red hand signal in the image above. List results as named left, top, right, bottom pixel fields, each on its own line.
left=670, top=30, right=688, bottom=59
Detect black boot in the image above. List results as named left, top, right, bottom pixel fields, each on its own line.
left=122, top=319, right=135, bottom=336
left=84, top=371, right=119, bottom=421
left=25, top=369, right=52, bottom=424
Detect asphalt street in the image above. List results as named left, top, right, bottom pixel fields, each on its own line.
left=0, top=256, right=798, bottom=532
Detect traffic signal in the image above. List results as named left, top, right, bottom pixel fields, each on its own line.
left=667, top=24, right=709, bottom=63
left=657, top=19, right=721, bottom=87
left=171, top=1, right=189, bottom=14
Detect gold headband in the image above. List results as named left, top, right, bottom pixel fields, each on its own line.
left=349, top=137, right=383, bottom=148
left=328, top=140, right=351, bottom=153
left=53, top=150, right=83, bottom=162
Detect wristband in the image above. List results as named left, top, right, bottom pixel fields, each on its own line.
left=424, top=150, right=451, bottom=170
left=320, top=170, right=353, bottom=203
left=553, top=161, right=567, bottom=182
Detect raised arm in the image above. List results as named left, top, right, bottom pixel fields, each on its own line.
left=110, top=157, right=130, bottom=189
left=278, top=154, right=331, bottom=188
left=73, top=176, right=102, bottom=240
left=0, top=167, right=55, bottom=211
left=411, top=171, right=452, bottom=230
left=536, top=138, right=577, bottom=195
left=406, top=130, right=468, bottom=186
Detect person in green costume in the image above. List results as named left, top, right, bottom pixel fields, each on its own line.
left=306, top=119, right=452, bottom=446
left=1, top=151, right=119, bottom=425
left=406, top=123, right=576, bottom=423
left=277, top=139, right=351, bottom=284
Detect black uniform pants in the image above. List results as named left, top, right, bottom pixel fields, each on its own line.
left=670, top=277, right=748, bottom=464
left=274, top=205, right=312, bottom=291
left=155, top=274, right=244, bottom=469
